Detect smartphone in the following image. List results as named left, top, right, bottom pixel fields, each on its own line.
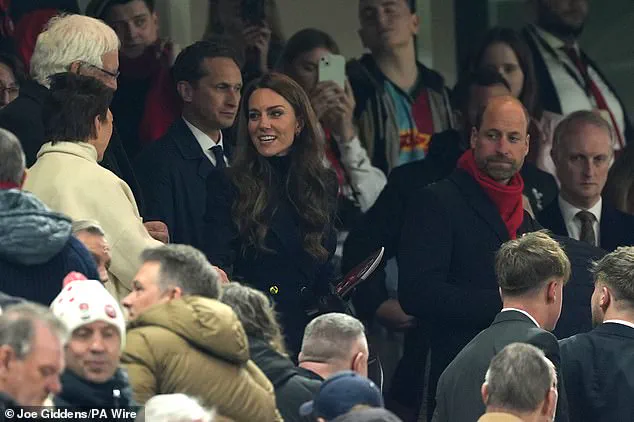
left=242, top=0, right=266, bottom=26
left=318, top=53, right=346, bottom=89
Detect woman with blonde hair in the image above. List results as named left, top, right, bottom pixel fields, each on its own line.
left=221, top=282, right=321, bottom=422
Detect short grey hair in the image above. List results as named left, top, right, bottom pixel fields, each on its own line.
left=30, top=14, right=120, bottom=87
left=0, top=128, right=25, bottom=185
left=0, top=302, right=69, bottom=359
left=139, top=394, right=216, bottom=422
left=591, top=246, right=634, bottom=309
left=72, top=219, right=106, bottom=237
left=495, top=231, right=571, bottom=296
left=484, top=343, right=556, bottom=413
left=551, top=110, right=616, bottom=160
left=300, top=313, right=366, bottom=363
left=140, top=244, right=221, bottom=299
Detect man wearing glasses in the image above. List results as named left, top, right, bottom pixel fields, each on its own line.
left=87, top=0, right=181, bottom=161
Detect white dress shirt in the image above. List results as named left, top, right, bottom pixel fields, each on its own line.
left=558, top=195, right=602, bottom=244
left=501, top=308, right=540, bottom=328
left=530, top=26, right=626, bottom=146
left=182, top=117, right=229, bottom=168
left=603, top=319, right=634, bottom=330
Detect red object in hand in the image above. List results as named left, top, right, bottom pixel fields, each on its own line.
left=62, top=272, right=88, bottom=287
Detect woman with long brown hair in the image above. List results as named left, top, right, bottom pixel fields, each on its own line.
left=203, top=72, right=338, bottom=354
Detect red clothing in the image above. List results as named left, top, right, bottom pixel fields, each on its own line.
left=457, top=149, right=525, bottom=239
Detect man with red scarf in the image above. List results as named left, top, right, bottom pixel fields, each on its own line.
left=86, top=0, right=180, bottom=160
left=397, top=96, right=541, bottom=421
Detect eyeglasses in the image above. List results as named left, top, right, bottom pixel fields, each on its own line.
left=0, top=85, right=19, bottom=97
left=77, top=61, right=120, bottom=79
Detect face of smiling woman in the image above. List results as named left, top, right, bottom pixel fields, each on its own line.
left=247, top=88, right=302, bottom=157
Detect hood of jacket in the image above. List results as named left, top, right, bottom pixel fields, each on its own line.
left=0, top=189, right=72, bottom=265
left=128, top=296, right=250, bottom=364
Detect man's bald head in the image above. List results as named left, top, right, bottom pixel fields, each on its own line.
left=470, top=96, right=530, bottom=184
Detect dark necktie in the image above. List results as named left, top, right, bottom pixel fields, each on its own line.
left=210, top=145, right=226, bottom=169
left=576, top=210, right=596, bottom=246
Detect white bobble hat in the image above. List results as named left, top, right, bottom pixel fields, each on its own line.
left=51, top=279, right=126, bottom=350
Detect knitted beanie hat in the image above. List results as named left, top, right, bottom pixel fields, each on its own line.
left=51, top=279, right=126, bottom=350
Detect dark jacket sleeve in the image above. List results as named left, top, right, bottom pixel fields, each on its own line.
left=202, top=170, right=239, bottom=274
left=67, top=236, right=100, bottom=281
left=134, top=150, right=174, bottom=235
left=397, top=187, right=501, bottom=326
left=529, top=329, right=569, bottom=422
left=342, top=178, right=402, bottom=322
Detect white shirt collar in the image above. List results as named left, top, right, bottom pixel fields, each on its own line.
left=501, top=308, right=540, bottom=328
left=182, top=117, right=226, bottom=166
left=603, top=319, right=634, bottom=330
left=558, top=195, right=603, bottom=225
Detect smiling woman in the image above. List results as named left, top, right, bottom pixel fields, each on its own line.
left=203, top=72, right=338, bottom=355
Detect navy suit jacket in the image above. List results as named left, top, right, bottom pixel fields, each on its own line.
left=538, top=198, right=634, bottom=252
left=560, top=322, right=634, bottom=422
left=135, top=119, right=231, bottom=249
left=433, top=311, right=568, bottom=422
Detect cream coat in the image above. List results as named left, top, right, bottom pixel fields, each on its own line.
left=23, top=141, right=161, bottom=296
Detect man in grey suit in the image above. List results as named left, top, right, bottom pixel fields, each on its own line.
left=559, top=246, right=634, bottom=422
left=432, top=231, right=570, bottom=422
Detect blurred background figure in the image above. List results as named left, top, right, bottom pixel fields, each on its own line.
left=0, top=52, right=25, bottom=109
left=87, top=0, right=181, bottom=157
left=205, top=0, right=285, bottom=84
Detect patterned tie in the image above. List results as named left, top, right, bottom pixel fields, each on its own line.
left=576, top=210, right=596, bottom=246
left=210, top=145, right=226, bottom=169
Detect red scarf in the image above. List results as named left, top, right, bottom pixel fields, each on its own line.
left=0, top=181, right=20, bottom=190
left=457, top=150, right=525, bottom=239
left=119, top=40, right=181, bottom=144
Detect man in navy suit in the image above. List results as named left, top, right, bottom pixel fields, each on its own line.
left=538, top=110, right=634, bottom=251
left=135, top=40, right=243, bottom=249
left=432, top=231, right=570, bottom=422
left=559, top=246, right=634, bottom=422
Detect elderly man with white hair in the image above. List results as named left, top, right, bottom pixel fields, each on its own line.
left=0, top=13, right=145, bottom=215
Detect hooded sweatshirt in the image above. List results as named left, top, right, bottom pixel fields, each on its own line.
left=0, top=189, right=99, bottom=304
left=122, top=296, right=282, bottom=421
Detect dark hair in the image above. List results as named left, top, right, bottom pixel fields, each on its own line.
left=102, top=0, right=155, bottom=15
left=172, top=38, right=244, bottom=85
left=278, top=28, right=340, bottom=73
left=0, top=52, right=26, bottom=86
left=230, top=72, right=337, bottom=261
left=452, top=67, right=510, bottom=116
left=43, top=73, right=113, bottom=143
left=469, top=27, right=540, bottom=118
left=605, top=145, right=634, bottom=214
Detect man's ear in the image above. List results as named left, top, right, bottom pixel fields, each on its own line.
left=170, top=286, right=183, bottom=300
left=351, top=351, right=368, bottom=375
left=546, top=279, right=558, bottom=304
left=525, top=133, right=530, bottom=156
left=470, top=127, right=478, bottom=149
left=481, top=383, right=489, bottom=406
left=176, top=81, right=193, bottom=103
left=93, top=114, right=102, bottom=140
left=599, top=285, right=611, bottom=312
left=0, top=345, right=14, bottom=375
left=541, top=387, right=558, bottom=418
left=68, top=61, right=81, bottom=74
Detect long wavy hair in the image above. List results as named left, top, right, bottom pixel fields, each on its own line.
left=229, top=72, right=336, bottom=261
left=469, top=27, right=541, bottom=118
left=221, top=282, right=287, bottom=356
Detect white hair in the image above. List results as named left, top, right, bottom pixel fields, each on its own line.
left=30, top=14, right=120, bottom=87
left=139, top=394, right=216, bottom=422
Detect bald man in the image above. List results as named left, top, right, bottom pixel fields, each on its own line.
left=398, top=96, right=542, bottom=420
